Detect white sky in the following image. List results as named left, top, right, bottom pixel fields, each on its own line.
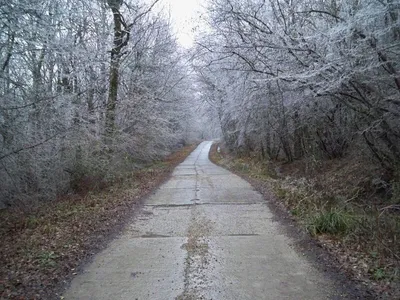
left=157, top=0, right=204, bottom=48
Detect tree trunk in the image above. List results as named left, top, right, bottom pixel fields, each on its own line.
left=293, top=112, right=304, bottom=159
left=104, top=0, right=124, bottom=142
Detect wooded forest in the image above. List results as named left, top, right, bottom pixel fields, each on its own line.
left=1, top=0, right=400, bottom=208
left=0, top=0, right=202, bottom=208
left=196, top=0, right=400, bottom=178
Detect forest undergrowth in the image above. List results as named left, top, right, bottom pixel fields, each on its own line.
left=210, top=143, right=400, bottom=299
left=0, top=144, right=197, bottom=299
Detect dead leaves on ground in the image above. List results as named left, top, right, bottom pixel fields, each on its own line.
left=0, top=144, right=197, bottom=299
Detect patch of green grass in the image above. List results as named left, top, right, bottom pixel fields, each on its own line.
left=230, top=160, right=250, bottom=173
left=372, top=268, right=386, bottom=280
left=151, top=161, right=167, bottom=169
left=370, top=251, right=378, bottom=259
left=37, top=251, right=58, bottom=268
left=229, top=158, right=273, bottom=180
left=26, top=216, right=40, bottom=229
left=291, top=208, right=299, bottom=216
left=274, top=186, right=288, bottom=199
left=307, top=208, right=354, bottom=236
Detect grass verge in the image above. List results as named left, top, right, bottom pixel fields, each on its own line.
left=210, top=143, right=400, bottom=299
left=0, top=144, right=197, bottom=299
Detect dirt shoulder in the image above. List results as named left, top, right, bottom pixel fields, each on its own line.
left=209, top=143, right=399, bottom=299
left=0, top=144, right=198, bottom=299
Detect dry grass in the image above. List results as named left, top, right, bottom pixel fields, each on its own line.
left=0, top=144, right=197, bottom=299
left=210, top=143, right=400, bottom=299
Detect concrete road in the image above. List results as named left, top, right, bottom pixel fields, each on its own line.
left=64, top=141, right=340, bottom=299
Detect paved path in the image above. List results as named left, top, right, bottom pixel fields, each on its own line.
left=64, top=141, right=340, bottom=299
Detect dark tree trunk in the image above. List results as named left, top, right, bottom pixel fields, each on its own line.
left=104, top=0, right=127, bottom=142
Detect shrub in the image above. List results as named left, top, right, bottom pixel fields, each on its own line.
left=307, top=208, right=353, bottom=236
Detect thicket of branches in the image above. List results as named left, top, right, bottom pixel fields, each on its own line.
left=195, top=0, right=400, bottom=182
left=0, top=0, right=198, bottom=208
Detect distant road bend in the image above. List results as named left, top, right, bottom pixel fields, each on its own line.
left=64, top=141, right=343, bottom=299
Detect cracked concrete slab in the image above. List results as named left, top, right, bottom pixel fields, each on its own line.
left=145, top=188, right=195, bottom=206
left=198, top=187, right=264, bottom=203
left=64, top=141, right=345, bottom=300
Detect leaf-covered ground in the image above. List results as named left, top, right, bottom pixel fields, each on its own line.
left=209, top=143, right=400, bottom=300
left=0, top=144, right=197, bottom=299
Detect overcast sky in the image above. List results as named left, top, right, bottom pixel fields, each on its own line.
left=157, top=0, right=204, bottom=48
